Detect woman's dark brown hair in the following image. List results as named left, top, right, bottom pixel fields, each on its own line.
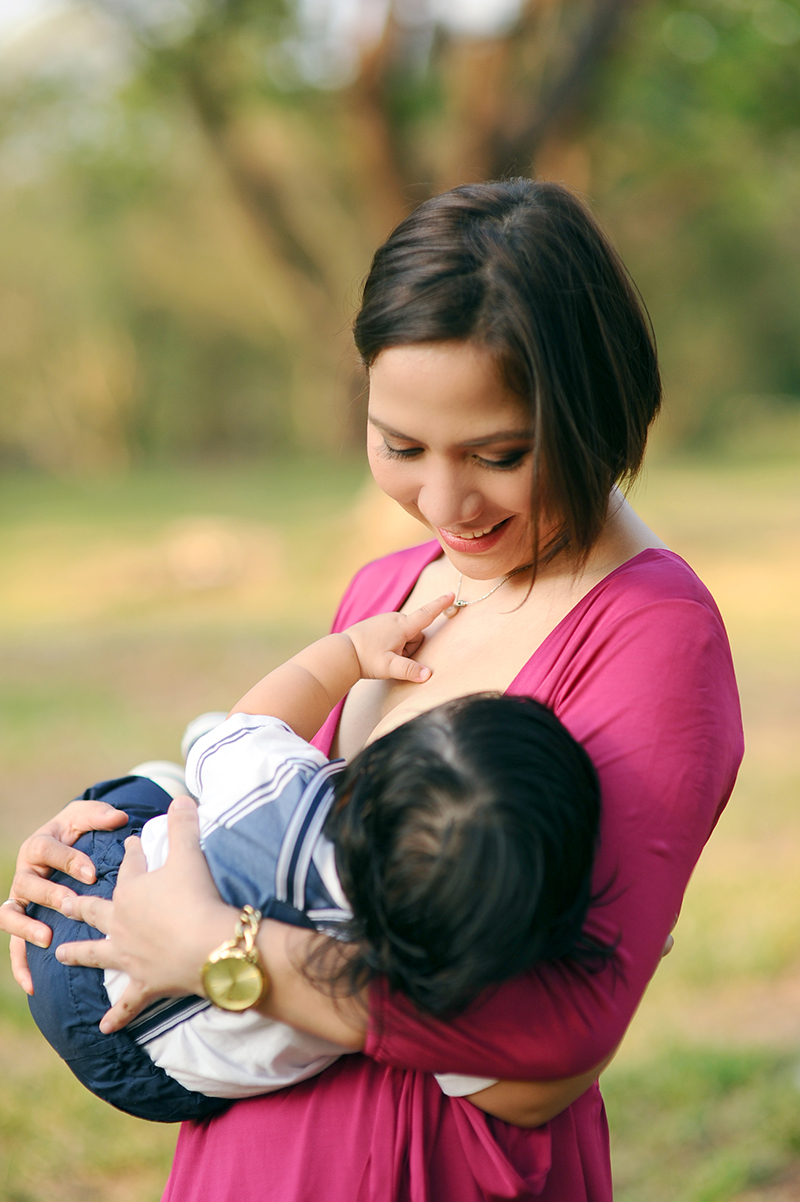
left=353, top=179, right=662, bottom=567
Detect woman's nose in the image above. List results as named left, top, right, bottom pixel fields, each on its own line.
left=417, top=464, right=483, bottom=530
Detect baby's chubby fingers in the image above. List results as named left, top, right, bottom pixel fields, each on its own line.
left=391, top=593, right=454, bottom=678
left=346, top=594, right=455, bottom=683
left=402, top=593, right=456, bottom=637
left=385, top=653, right=432, bottom=684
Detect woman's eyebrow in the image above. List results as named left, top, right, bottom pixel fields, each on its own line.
left=368, top=416, right=533, bottom=446
left=367, top=416, right=412, bottom=439
left=460, top=430, right=534, bottom=447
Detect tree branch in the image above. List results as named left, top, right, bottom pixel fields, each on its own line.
left=488, top=0, right=642, bottom=178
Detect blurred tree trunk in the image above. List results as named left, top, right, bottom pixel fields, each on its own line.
left=114, top=0, right=644, bottom=446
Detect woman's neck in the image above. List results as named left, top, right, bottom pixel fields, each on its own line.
left=454, top=489, right=667, bottom=598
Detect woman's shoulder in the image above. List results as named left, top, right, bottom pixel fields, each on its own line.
left=594, top=547, right=724, bottom=618
left=537, top=547, right=737, bottom=695
left=331, top=541, right=440, bottom=631
left=515, top=547, right=737, bottom=703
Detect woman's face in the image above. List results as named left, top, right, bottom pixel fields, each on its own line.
left=367, top=341, right=536, bottom=581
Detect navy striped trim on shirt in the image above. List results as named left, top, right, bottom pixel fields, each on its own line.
left=130, top=758, right=348, bottom=1046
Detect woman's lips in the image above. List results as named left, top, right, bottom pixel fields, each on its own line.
left=437, top=518, right=510, bottom=554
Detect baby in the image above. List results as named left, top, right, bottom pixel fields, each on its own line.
left=27, top=594, right=605, bottom=1123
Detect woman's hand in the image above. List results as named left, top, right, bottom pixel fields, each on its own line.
left=0, top=800, right=130, bottom=994
left=56, top=798, right=368, bottom=1046
left=55, top=796, right=236, bottom=1033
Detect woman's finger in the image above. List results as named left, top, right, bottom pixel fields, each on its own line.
left=0, top=906, right=52, bottom=951
left=18, top=833, right=97, bottom=885
left=10, top=864, right=80, bottom=915
left=114, top=835, right=148, bottom=890
left=59, top=892, right=113, bottom=935
left=9, top=934, right=34, bottom=995
left=162, top=796, right=202, bottom=863
left=0, top=882, right=77, bottom=948
left=3, top=798, right=131, bottom=996
left=99, top=981, right=151, bottom=1035
left=56, top=931, right=117, bottom=970
left=18, top=801, right=128, bottom=880
left=56, top=799, right=129, bottom=845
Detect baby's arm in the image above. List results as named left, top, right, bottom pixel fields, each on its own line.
left=230, top=594, right=454, bottom=741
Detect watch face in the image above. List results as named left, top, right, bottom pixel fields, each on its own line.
left=203, top=956, right=265, bottom=1011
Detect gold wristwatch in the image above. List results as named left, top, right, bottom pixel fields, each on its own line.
left=201, top=905, right=268, bottom=1012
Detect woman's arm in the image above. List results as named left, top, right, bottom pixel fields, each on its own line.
left=361, top=596, right=743, bottom=1081
left=466, top=1046, right=618, bottom=1127
left=26, top=580, right=743, bottom=1093
left=52, top=800, right=614, bottom=1129
left=53, top=797, right=368, bottom=1043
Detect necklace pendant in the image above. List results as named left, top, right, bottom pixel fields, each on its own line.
left=444, top=598, right=469, bottom=618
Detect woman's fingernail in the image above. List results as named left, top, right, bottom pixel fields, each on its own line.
left=60, top=898, right=74, bottom=917
left=417, top=666, right=431, bottom=681
left=55, top=947, right=66, bottom=961
left=35, top=936, right=49, bottom=949
left=171, top=796, right=195, bottom=810
left=79, top=866, right=94, bottom=883
left=99, top=1019, right=112, bottom=1034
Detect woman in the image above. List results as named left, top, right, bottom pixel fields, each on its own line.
left=2, top=179, right=743, bottom=1200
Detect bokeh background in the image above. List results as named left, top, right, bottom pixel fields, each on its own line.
left=1, top=1, right=799, bottom=1198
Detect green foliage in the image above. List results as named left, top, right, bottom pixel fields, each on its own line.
left=592, top=0, right=800, bottom=439
left=0, top=0, right=798, bottom=466
left=605, top=1046, right=800, bottom=1201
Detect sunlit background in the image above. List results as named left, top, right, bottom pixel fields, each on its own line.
left=1, top=2, right=799, bottom=1199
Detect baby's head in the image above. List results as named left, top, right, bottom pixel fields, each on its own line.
left=324, top=693, right=604, bottom=1016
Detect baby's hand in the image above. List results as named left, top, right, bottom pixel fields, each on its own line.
left=345, top=594, right=455, bottom=684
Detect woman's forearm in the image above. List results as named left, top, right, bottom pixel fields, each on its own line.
left=50, top=800, right=369, bottom=1045
left=252, top=920, right=367, bottom=1050
left=465, top=1046, right=619, bottom=1128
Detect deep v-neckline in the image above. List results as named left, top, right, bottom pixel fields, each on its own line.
left=386, top=542, right=679, bottom=693
left=319, top=542, right=679, bottom=758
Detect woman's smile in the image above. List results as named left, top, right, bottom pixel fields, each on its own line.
left=437, top=517, right=514, bottom=555
left=367, top=341, right=535, bottom=582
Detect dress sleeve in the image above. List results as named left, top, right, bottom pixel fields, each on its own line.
left=365, top=596, right=744, bottom=1080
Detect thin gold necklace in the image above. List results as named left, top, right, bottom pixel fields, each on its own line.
left=444, top=562, right=534, bottom=618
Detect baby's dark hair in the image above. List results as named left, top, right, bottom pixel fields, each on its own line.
left=322, top=693, right=606, bottom=1017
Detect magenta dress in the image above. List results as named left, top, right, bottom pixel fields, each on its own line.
left=162, top=544, right=743, bottom=1202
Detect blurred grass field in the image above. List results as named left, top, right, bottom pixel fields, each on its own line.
left=1, top=453, right=799, bottom=1201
